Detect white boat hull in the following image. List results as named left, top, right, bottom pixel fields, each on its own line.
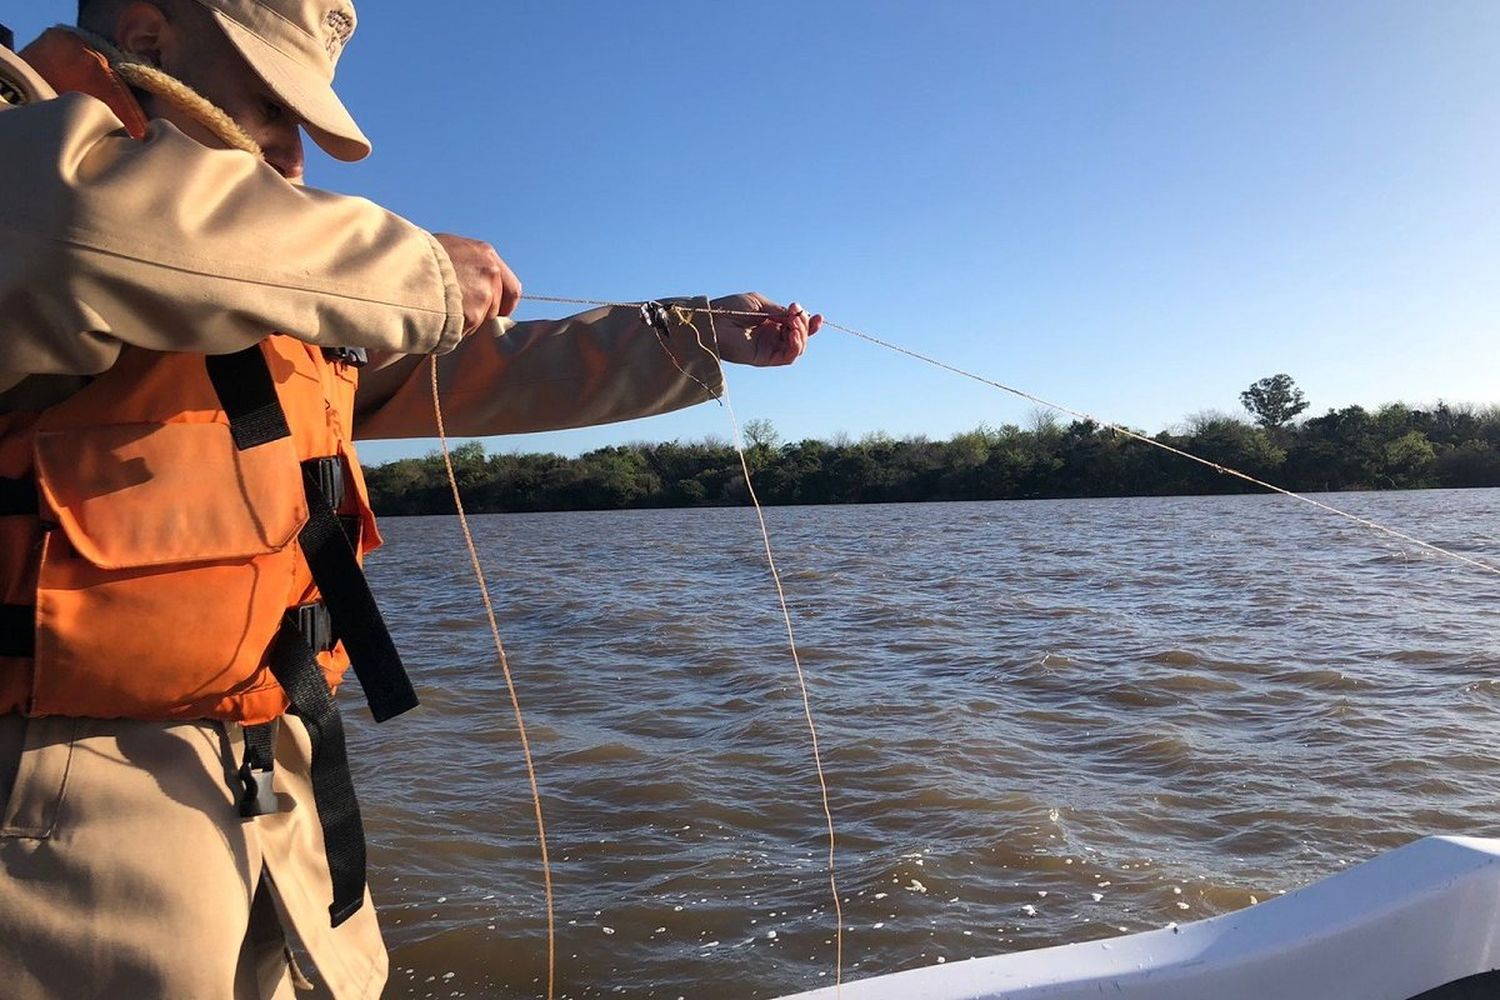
left=778, top=836, right=1500, bottom=1000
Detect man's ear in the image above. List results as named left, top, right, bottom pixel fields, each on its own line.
left=112, top=2, right=172, bottom=68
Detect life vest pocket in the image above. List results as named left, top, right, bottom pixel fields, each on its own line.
left=34, top=422, right=307, bottom=568
left=27, top=423, right=308, bottom=720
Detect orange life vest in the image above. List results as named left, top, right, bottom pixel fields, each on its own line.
left=0, top=29, right=412, bottom=729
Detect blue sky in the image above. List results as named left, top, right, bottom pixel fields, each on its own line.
left=14, top=1, right=1500, bottom=463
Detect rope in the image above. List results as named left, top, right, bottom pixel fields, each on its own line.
left=527, top=293, right=770, bottom=321
left=670, top=302, right=846, bottom=991
left=530, top=292, right=1500, bottom=579
left=435, top=291, right=1497, bottom=994
left=63, top=26, right=264, bottom=158
left=430, top=358, right=557, bottom=1000
left=818, top=319, right=1500, bottom=578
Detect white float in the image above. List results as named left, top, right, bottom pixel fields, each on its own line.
left=778, top=836, right=1500, bottom=1000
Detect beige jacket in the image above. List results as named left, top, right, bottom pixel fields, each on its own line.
left=0, top=40, right=723, bottom=431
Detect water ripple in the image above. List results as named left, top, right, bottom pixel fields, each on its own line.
left=350, top=490, right=1500, bottom=999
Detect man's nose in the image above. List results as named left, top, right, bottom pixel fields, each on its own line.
left=266, top=128, right=305, bottom=181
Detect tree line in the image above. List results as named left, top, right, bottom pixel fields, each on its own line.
left=364, top=384, right=1500, bottom=516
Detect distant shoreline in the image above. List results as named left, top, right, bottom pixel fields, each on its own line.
left=370, top=483, right=1496, bottom=518
left=366, top=402, right=1500, bottom=517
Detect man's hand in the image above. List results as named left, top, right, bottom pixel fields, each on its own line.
left=707, top=293, right=821, bottom=367
left=433, top=234, right=522, bottom=334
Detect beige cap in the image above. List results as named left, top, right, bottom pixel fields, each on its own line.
left=192, top=0, right=370, bottom=161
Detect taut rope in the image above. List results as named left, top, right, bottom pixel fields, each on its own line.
left=528, top=293, right=1500, bottom=579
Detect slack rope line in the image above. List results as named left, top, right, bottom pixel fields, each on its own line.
left=428, top=292, right=1496, bottom=997
left=687, top=301, right=847, bottom=992
left=430, top=358, right=558, bottom=1000
left=528, top=293, right=1500, bottom=579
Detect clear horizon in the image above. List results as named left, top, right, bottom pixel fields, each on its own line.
left=13, top=1, right=1499, bottom=462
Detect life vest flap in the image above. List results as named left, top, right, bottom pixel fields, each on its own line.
left=34, top=422, right=307, bottom=570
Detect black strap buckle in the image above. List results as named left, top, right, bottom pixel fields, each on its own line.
left=302, top=456, right=346, bottom=512
left=300, top=458, right=361, bottom=548
left=291, top=602, right=336, bottom=654
left=323, top=346, right=369, bottom=368
left=238, top=720, right=279, bottom=818
left=237, top=766, right=277, bottom=818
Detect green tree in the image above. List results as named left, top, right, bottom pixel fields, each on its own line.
left=1240, top=374, right=1310, bottom=429
left=360, top=393, right=1500, bottom=514
left=742, top=418, right=780, bottom=450
left=1382, top=431, right=1437, bottom=488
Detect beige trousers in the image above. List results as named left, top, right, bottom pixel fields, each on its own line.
left=0, top=712, right=387, bottom=999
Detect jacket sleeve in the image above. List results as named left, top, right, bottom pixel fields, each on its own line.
left=352, top=302, right=727, bottom=440
left=0, top=92, right=465, bottom=382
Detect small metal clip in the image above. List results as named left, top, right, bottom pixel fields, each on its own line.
left=639, top=301, right=673, bottom=340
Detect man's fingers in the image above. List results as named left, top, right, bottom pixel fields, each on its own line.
left=708, top=293, right=817, bottom=366
left=499, top=273, right=522, bottom=318
left=431, top=232, right=523, bottom=334
left=485, top=263, right=504, bottom=325
left=787, top=327, right=807, bottom=365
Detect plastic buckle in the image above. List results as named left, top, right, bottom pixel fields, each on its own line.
left=239, top=720, right=280, bottom=818
left=238, top=763, right=278, bottom=818
left=322, top=346, right=368, bottom=368
left=292, top=602, right=334, bottom=653
left=303, top=456, right=346, bottom=511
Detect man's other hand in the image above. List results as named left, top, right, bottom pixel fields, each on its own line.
left=433, top=234, right=522, bottom=334
left=709, top=293, right=821, bottom=367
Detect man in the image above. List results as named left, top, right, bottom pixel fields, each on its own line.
left=0, top=1, right=818, bottom=997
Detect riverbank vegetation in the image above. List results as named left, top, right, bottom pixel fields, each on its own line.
left=364, top=397, right=1500, bottom=515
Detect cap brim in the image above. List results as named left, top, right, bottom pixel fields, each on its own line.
left=207, top=8, right=371, bottom=162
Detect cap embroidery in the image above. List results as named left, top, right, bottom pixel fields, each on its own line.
left=323, top=7, right=354, bottom=63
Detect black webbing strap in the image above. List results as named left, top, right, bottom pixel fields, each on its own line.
left=243, top=721, right=276, bottom=771
left=202, top=344, right=413, bottom=925
left=298, top=465, right=417, bottom=722
left=205, top=346, right=291, bottom=450
left=203, top=346, right=417, bottom=722
left=0, top=604, right=33, bottom=656
left=0, top=477, right=37, bottom=516
left=266, top=621, right=367, bottom=927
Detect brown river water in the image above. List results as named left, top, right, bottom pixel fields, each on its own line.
left=346, top=490, right=1500, bottom=999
